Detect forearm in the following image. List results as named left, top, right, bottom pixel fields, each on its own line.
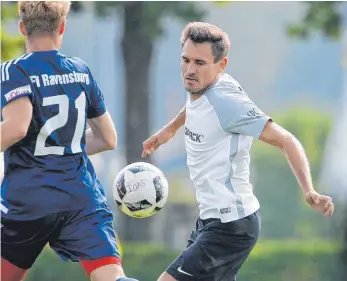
left=85, top=128, right=113, bottom=156
left=0, top=120, right=26, bottom=152
left=164, top=105, right=186, bottom=135
left=281, top=135, right=314, bottom=194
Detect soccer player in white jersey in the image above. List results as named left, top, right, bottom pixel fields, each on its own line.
left=142, top=22, right=335, bottom=281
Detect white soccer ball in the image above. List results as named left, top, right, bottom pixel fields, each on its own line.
left=113, top=162, right=169, bottom=218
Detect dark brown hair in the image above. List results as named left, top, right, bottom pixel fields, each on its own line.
left=180, top=22, right=231, bottom=63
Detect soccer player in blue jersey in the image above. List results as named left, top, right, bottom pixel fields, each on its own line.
left=1, top=2, right=137, bottom=281
left=142, top=22, right=335, bottom=281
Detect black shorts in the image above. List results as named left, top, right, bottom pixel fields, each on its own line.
left=1, top=203, right=120, bottom=270
left=166, top=210, right=260, bottom=281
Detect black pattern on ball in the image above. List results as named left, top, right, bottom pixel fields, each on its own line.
left=126, top=199, right=153, bottom=212
left=115, top=200, right=122, bottom=207
left=116, top=172, right=127, bottom=200
left=128, top=165, right=150, bottom=174
left=153, top=175, right=164, bottom=202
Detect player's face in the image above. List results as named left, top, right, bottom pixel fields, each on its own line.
left=181, top=39, right=227, bottom=96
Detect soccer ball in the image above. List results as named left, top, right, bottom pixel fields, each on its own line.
left=113, top=162, right=169, bottom=218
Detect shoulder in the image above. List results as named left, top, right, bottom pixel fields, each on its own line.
left=65, top=56, right=91, bottom=73
left=206, top=74, right=251, bottom=112
left=1, top=53, right=34, bottom=82
left=214, top=73, right=245, bottom=93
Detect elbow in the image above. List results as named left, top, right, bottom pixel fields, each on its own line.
left=104, top=131, right=117, bottom=150
left=15, top=126, right=29, bottom=142
left=106, top=138, right=117, bottom=150
left=279, top=133, right=296, bottom=152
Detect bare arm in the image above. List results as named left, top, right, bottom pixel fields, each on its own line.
left=164, top=105, right=186, bottom=136
left=86, top=111, right=117, bottom=156
left=1, top=97, right=32, bottom=152
left=142, top=105, right=186, bottom=157
left=259, top=120, right=334, bottom=216
left=259, top=121, right=313, bottom=194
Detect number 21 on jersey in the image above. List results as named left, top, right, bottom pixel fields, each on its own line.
left=34, top=92, right=86, bottom=156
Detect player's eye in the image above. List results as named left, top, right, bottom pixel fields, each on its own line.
left=196, top=61, right=205, bottom=66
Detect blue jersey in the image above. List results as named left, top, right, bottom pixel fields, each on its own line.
left=1, top=50, right=108, bottom=220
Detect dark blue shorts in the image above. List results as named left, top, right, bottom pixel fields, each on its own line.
left=166, top=210, right=260, bottom=281
left=1, top=203, right=120, bottom=269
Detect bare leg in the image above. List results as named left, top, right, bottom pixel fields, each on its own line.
left=1, top=258, right=27, bottom=281
left=157, top=271, right=178, bottom=281
left=89, top=264, right=138, bottom=281
left=89, top=264, right=124, bottom=281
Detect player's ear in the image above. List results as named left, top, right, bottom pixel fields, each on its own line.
left=59, top=19, right=66, bottom=35
left=219, top=57, right=228, bottom=72
left=19, top=20, right=27, bottom=36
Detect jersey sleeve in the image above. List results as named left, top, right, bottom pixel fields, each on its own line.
left=208, top=89, right=271, bottom=138
left=86, top=71, right=107, bottom=119
left=1, top=62, right=33, bottom=110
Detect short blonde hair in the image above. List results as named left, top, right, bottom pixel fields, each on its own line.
left=18, top=1, right=71, bottom=37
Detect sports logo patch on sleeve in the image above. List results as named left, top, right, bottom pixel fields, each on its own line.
left=4, top=84, right=32, bottom=102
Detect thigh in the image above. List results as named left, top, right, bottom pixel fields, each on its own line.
left=89, top=264, right=125, bottom=281
left=166, top=212, right=260, bottom=281
left=202, top=211, right=260, bottom=281
left=1, top=257, right=27, bottom=281
left=166, top=219, right=210, bottom=281
left=50, top=203, right=121, bottom=268
left=1, top=214, right=60, bottom=270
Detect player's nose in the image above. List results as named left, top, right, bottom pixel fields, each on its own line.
left=186, top=62, right=197, bottom=74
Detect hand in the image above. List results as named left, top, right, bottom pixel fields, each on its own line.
left=305, top=190, right=335, bottom=217
left=141, top=127, right=175, bottom=158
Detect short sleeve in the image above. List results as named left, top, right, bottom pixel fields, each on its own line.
left=86, top=71, right=106, bottom=119
left=207, top=90, right=271, bottom=138
left=1, top=61, right=33, bottom=109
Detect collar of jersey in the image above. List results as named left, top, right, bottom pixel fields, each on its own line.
left=188, top=74, right=224, bottom=107
left=30, top=50, right=60, bottom=56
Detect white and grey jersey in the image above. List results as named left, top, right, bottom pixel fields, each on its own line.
left=184, top=73, right=271, bottom=222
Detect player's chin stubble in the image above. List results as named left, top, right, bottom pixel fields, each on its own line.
left=186, top=83, right=211, bottom=96
left=185, top=86, right=202, bottom=95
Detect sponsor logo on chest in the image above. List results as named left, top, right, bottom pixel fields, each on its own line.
left=185, top=126, right=204, bottom=143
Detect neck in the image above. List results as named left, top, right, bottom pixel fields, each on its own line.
left=189, top=73, right=222, bottom=101
left=190, top=92, right=203, bottom=101
left=26, top=36, right=60, bottom=53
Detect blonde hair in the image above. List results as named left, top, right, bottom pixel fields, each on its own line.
left=18, top=1, right=71, bottom=37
